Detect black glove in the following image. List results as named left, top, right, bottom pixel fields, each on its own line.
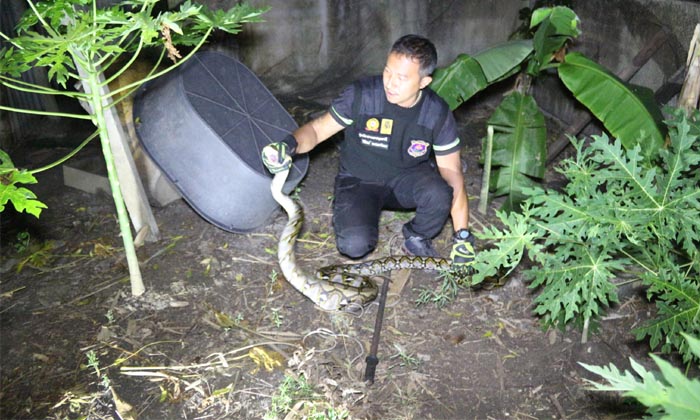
left=450, top=229, right=476, bottom=271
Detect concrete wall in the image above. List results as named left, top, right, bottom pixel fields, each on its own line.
left=231, top=0, right=526, bottom=100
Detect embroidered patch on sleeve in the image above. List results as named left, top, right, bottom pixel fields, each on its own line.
left=407, top=140, right=430, bottom=157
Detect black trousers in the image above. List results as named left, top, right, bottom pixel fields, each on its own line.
left=332, top=164, right=453, bottom=259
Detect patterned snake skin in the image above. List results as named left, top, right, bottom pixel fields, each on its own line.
left=270, top=168, right=451, bottom=311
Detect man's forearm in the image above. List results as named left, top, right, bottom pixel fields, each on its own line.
left=290, top=112, right=344, bottom=154
left=450, top=185, right=469, bottom=232
left=291, top=122, right=320, bottom=154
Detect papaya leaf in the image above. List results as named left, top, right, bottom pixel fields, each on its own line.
left=580, top=334, right=700, bottom=420
left=656, top=117, right=700, bottom=256
left=470, top=207, right=543, bottom=285
left=685, top=333, right=700, bottom=357
left=486, top=92, right=546, bottom=212
left=633, top=267, right=700, bottom=364
left=558, top=52, right=665, bottom=158
left=529, top=244, right=622, bottom=328
left=531, top=117, right=698, bottom=357
left=0, top=170, right=47, bottom=218
left=1, top=0, right=267, bottom=298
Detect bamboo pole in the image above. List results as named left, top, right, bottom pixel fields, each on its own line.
left=478, top=125, right=494, bottom=215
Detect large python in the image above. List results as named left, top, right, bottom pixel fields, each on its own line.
left=270, top=167, right=452, bottom=311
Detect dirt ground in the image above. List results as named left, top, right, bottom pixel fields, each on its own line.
left=0, top=101, right=660, bottom=420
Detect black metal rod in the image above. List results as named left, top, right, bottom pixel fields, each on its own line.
left=364, top=276, right=390, bottom=384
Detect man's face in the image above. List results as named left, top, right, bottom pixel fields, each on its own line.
left=383, top=52, right=432, bottom=108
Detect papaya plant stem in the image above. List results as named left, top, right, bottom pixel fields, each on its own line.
left=101, top=38, right=145, bottom=88
left=0, top=105, right=93, bottom=120
left=0, top=75, right=88, bottom=98
left=107, top=27, right=213, bottom=99
left=85, top=68, right=144, bottom=296
left=0, top=30, right=23, bottom=49
left=478, top=125, right=494, bottom=215
left=27, top=0, right=58, bottom=37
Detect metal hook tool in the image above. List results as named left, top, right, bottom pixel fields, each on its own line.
left=364, top=275, right=391, bottom=384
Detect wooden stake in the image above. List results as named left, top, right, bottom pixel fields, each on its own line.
left=679, top=24, right=700, bottom=112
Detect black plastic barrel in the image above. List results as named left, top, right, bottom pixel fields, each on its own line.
left=134, top=51, right=308, bottom=232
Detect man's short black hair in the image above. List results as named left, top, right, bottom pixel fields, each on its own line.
left=390, top=34, right=438, bottom=77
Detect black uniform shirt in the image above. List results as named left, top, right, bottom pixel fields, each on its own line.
left=329, top=75, right=461, bottom=183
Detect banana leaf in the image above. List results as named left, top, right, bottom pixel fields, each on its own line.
left=475, top=39, right=533, bottom=83
left=558, top=52, right=665, bottom=158
left=486, top=92, right=547, bottom=212
left=431, top=54, right=487, bottom=111
left=431, top=40, right=533, bottom=110
left=528, top=6, right=580, bottom=75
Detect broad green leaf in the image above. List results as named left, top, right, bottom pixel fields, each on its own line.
left=528, top=7, right=580, bottom=75
left=473, top=40, right=533, bottom=83
left=486, top=92, right=546, bottom=212
left=470, top=110, right=698, bottom=359
left=431, top=54, right=487, bottom=110
left=529, top=7, right=553, bottom=28
left=558, top=52, right=665, bottom=158
left=530, top=6, right=580, bottom=33
left=489, top=166, right=540, bottom=213
left=431, top=40, right=534, bottom=110
left=544, top=6, right=580, bottom=37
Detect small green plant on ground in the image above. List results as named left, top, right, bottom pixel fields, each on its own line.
left=86, top=350, right=111, bottom=391
left=15, top=239, right=55, bottom=273
left=415, top=267, right=471, bottom=308
left=51, top=349, right=116, bottom=418
left=13, top=231, right=31, bottom=253
left=264, top=373, right=349, bottom=420
left=580, top=333, right=700, bottom=420
left=389, top=343, right=422, bottom=369
left=270, top=307, right=284, bottom=328
left=268, top=269, right=279, bottom=295
left=470, top=109, right=700, bottom=362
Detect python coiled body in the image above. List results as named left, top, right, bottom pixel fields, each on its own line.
left=270, top=168, right=451, bottom=311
